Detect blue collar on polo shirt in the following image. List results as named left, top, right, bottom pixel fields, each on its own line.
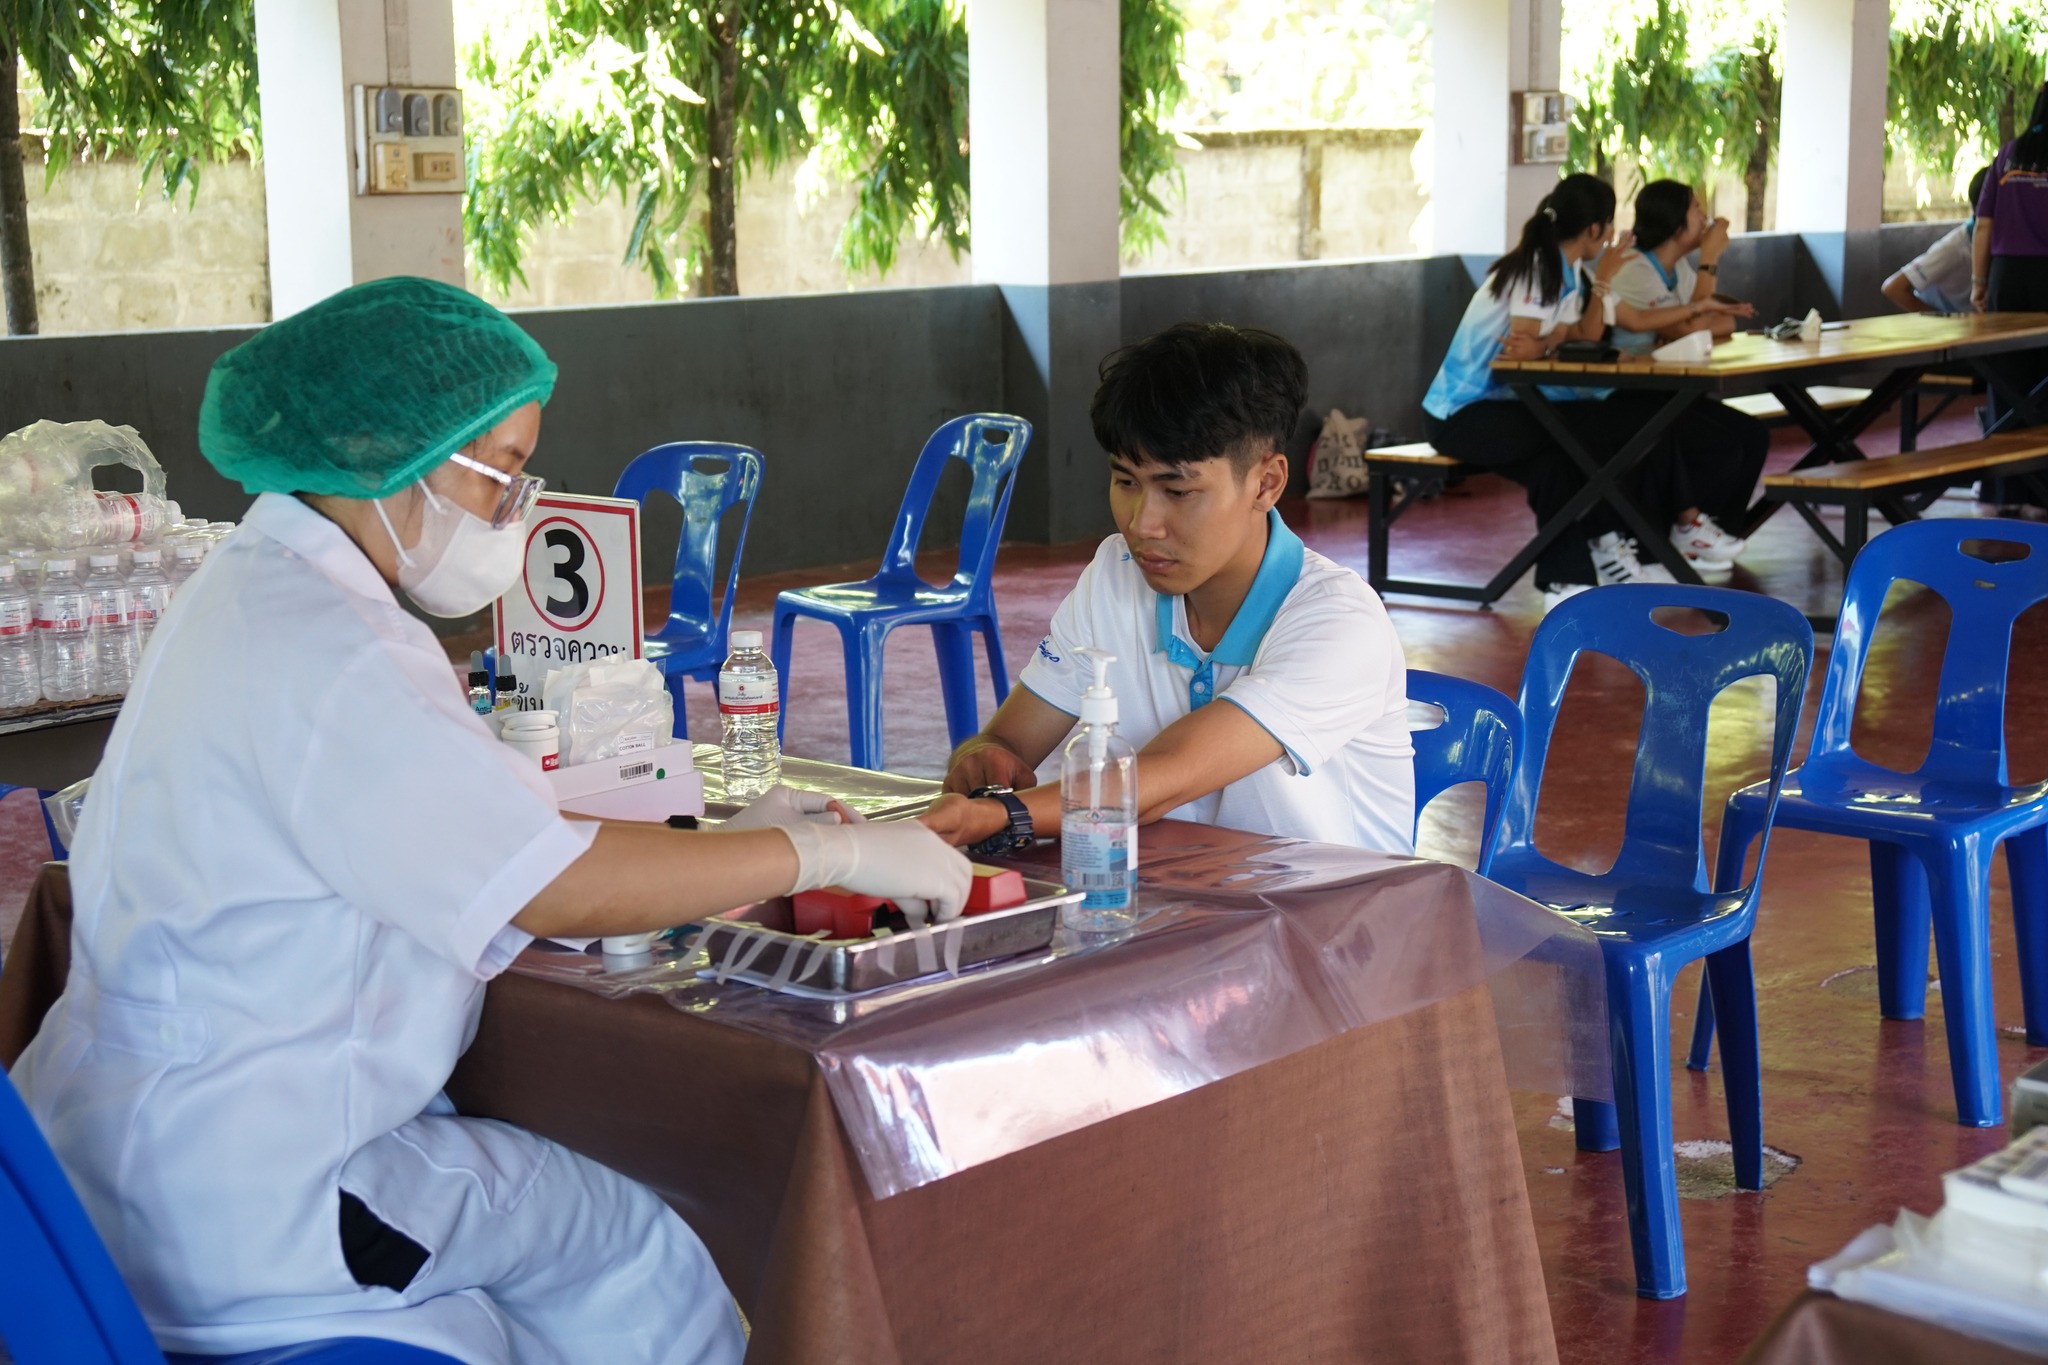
left=1646, top=252, right=1679, bottom=292
left=1153, top=508, right=1305, bottom=711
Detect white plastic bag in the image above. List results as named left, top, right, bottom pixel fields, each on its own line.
left=0, top=421, right=179, bottom=550
left=41, top=777, right=90, bottom=853
left=542, top=658, right=673, bottom=766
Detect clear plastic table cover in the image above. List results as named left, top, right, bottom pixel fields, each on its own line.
left=514, top=772, right=1611, bottom=1200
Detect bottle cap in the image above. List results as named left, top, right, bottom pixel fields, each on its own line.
left=174, top=545, right=204, bottom=560
left=1076, top=647, right=1118, bottom=725
left=503, top=709, right=558, bottom=732
left=731, top=628, right=764, bottom=650
left=496, top=672, right=517, bottom=690
left=0, top=564, right=15, bottom=580
left=44, top=559, right=74, bottom=573
left=89, top=554, right=118, bottom=568
left=468, top=670, right=489, bottom=688
left=133, top=548, right=161, bottom=564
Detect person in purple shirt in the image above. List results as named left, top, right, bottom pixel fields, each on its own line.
left=1973, top=83, right=2048, bottom=439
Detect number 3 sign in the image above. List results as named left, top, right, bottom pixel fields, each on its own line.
left=492, top=492, right=644, bottom=704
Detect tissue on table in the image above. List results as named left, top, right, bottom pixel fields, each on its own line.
left=542, top=658, right=673, bottom=766
left=1651, top=330, right=1714, bottom=364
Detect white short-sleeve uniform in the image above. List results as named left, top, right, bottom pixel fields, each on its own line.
left=1422, top=255, right=1612, bottom=419
left=1019, top=511, right=1415, bottom=853
left=1608, top=251, right=1699, bottom=353
left=11, top=493, right=743, bottom=1365
left=1901, top=225, right=1976, bottom=314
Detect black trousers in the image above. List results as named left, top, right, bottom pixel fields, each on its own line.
left=1636, top=396, right=1770, bottom=530
left=1425, top=395, right=1691, bottom=588
left=1983, top=253, right=2048, bottom=503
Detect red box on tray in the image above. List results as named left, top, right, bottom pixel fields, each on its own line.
left=792, top=886, right=885, bottom=940
left=965, top=864, right=1027, bottom=915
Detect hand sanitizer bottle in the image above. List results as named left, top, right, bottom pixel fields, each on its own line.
left=1060, top=648, right=1138, bottom=931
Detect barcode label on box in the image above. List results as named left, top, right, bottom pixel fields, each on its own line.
left=619, top=762, right=655, bottom=781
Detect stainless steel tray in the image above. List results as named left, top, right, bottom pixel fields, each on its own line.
left=696, top=876, right=1080, bottom=996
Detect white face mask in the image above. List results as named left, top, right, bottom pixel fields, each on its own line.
left=374, top=483, right=526, bottom=618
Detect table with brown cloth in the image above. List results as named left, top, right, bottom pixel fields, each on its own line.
left=1740, top=1291, right=2042, bottom=1365
left=2, top=825, right=1582, bottom=1365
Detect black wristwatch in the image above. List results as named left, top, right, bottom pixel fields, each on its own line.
left=966, top=785, right=1035, bottom=857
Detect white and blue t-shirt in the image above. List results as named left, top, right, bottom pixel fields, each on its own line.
left=1609, top=251, right=1697, bottom=352
left=1018, top=510, right=1416, bottom=854
left=1422, top=251, right=1607, bottom=420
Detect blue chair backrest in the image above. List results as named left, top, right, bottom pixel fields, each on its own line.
left=612, top=442, right=765, bottom=644
left=874, top=415, right=1032, bottom=593
left=1809, top=517, right=2048, bottom=786
left=0, top=1067, right=165, bottom=1364
left=1407, top=669, right=1522, bottom=874
left=1498, top=585, right=1813, bottom=894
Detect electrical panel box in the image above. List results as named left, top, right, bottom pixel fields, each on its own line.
left=1513, top=90, right=1575, bottom=165
left=353, top=85, right=466, bottom=195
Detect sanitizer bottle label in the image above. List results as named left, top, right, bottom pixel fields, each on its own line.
left=1063, top=816, right=1135, bottom=910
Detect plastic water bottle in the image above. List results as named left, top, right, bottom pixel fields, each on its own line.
left=127, top=547, right=174, bottom=655
left=1060, top=648, right=1138, bottom=931
left=83, top=554, right=137, bottom=696
left=166, top=542, right=205, bottom=590
left=718, top=628, right=781, bottom=801
left=35, top=559, right=94, bottom=701
left=0, top=564, right=38, bottom=708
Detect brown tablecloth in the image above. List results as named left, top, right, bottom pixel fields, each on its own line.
left=1740, top=1291, right=2040, bottom=1364
left=2, top=865, right=1559, bottom=1364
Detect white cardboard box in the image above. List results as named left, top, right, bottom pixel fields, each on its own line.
left=544, top=742, right=703, bottom=821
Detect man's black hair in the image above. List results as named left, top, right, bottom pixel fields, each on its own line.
left=1090, top=322, right=1309, bottom=472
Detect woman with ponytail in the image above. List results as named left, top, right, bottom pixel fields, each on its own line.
left=1972, top=83, right=2048, bottom=436
left=1422, top=173, right=1686, bottom=609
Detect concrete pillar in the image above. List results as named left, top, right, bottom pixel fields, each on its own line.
left=253, top=0, right=464, bottom=319
left=1776, top=0, right=1888, bottom=310
left=1431, top=0, right=1563, bottom=257
left=968, top=0, right=1123, bottom=545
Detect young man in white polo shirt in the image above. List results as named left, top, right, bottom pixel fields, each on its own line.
left=925, top=322, right=1415, bottom=855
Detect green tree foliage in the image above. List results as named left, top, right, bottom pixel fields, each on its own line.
left=0, top=0, right=257, bottom=333
left=1889, top=0, right=2048, bottom=192
left=465, top=0, right=1188, bottom=299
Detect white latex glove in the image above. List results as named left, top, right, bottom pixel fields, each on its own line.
left=723, top=784, right=863, bottom=830
left=779, top=819, right=973, bottom=924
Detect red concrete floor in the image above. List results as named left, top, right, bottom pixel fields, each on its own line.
left=3, top=400, right=2044, bottom=1361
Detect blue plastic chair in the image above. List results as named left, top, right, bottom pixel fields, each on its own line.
left=0, top=1067, right=458, bottom=1365
left=1406, top=669, right=1522, bottom=877
left=1687, top=518, right=2048, bottom=1128
left=612, top=442, right=766, bottom=738
left=1491, top=584, right=1812, bottom=1299
left=770, top=414, right=1032, bottom=770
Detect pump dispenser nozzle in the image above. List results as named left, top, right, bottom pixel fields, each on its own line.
left=1076, top=647, right=1118, bottom=725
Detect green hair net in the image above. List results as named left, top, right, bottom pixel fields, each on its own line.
left=198, top=276, right=557, bottom=499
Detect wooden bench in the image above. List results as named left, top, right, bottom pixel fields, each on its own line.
left=1899, top=370, right=1984, bottom=452
left=1761, top=431, right=2048, bottom=563
left=1362, top=443, right=1502, bottom=603
left=1723, top=386, right=1872, bottom=424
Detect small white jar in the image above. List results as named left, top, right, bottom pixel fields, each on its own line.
left=500, top=709, right=561, bottom=772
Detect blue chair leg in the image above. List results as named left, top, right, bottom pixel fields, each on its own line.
left=931, top=621, right=983, bottom=751
left=978, top=616, right=1011, bottom=706
left=1871, top=840, right=1934, bottom=1021
left=1703, top=939, right=1763, bottom=1190
left=2007, top=825, right=2048, bottom=1046
left=843, top=622, right=891, bottom=771
left=770, top=603, right=799, bottom=744
left=663, top=668, right=690, bottom=740
left=1925, top=835, right=2003, bottom=1126
left=1574, top=1098, right=1621, bottom=1152
left=38, top=789, right=65, bottom=861
left=1688, top=798, right=1768, bottom=1070
left=1606, top=948, right=1686, bottom=1299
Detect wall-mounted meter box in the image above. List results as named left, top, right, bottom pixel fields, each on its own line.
left=353, top=86, right=466, bottom=195
left=1513, top=90, right=1575, bottom=165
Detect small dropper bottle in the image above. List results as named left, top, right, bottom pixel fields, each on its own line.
left=1059, top=648, right=1138, bottom=931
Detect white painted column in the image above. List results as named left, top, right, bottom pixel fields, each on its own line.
left=1776, top=0, right=1887, bottom=233
left=254, top=0, right=464, bottom=319
left=967, top=0, right=1123, bottom=543
left=1431, top=0, right=1563, bottom=256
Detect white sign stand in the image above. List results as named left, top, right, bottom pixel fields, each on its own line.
left=492, top=492, right=643, bottom=708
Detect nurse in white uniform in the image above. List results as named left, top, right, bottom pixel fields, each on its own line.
left=10, top=277, right=970, bottom=1364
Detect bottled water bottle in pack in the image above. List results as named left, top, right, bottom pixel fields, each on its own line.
left=166, top=542, right=206, bottom=591
left=0, top=563, right=38, bottom=707
left=127, top=547, right=174, bottom=655
left=36, top=559, right=94, bottom=702
left=83, top=554, right=137, bottom=697
left=718, top=629, right=781, bottom=801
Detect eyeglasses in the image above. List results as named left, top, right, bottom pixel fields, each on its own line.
left=446, top=450, right=544, bottom=529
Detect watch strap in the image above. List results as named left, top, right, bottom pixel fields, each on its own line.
left=966, top=785, right=1034, bottom=856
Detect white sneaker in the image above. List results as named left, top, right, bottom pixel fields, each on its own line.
left=1671, top=513, right=1746, bottom=569
left=1542, top=582, right=1594, bottom=613
left=1588, top=531, right=1677, bottom=586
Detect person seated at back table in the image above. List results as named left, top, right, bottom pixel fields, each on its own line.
left=923, top=322, right=1416, bottom=856
left=1883, top=165, right=1992, bottom=315
left=1605, top=179, right=1768, bottom=575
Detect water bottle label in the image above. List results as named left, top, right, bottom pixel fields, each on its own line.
left=1063, top=817, right=1135, bottom=911
left=718, top=673, right=778, bottom=716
